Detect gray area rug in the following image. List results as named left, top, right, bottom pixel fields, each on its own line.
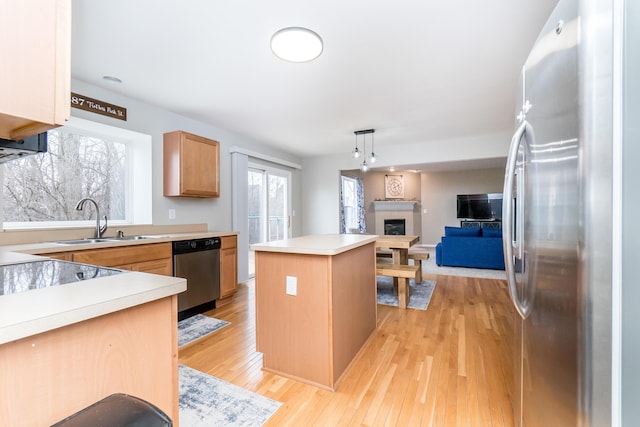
left=376, top=276, right=436, bottom=310
left=416, top=246, right=507, bottom=280
left=179, top=364, right=281, bottom=426
left=178, top=314, right=230, bottom=347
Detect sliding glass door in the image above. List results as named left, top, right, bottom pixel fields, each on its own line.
left=248, top=165, right=291, bottom=277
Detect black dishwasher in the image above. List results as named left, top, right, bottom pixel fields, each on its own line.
left=172, top=237, right=221, bottom=320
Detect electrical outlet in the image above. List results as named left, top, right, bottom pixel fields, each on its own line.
left=423, top=208, right=428, bottom=214
left=169, top=209, right=176, bottom=220
left=286, top=276, right=297, bottom=296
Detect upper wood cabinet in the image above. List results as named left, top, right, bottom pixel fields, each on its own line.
left=163, top=131, right=220, bottom=198
left=0, top=0, right=71, bottom=140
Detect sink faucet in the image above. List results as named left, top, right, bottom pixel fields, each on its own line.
left=75, top=198, right=108, bottom=239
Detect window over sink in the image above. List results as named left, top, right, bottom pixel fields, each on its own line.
left=1, top=117, right=152, bottom=230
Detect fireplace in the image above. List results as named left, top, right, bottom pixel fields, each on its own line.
left=384, top=219, right=406, bottom=235
left=373, top=200, right=420, bottom=237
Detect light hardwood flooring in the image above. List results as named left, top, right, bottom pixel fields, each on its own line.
left=179, top=273, right=516, bottom=426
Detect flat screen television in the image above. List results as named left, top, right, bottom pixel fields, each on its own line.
left=456, top=193, right=503, bottom=220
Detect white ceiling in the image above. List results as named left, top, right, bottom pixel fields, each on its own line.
left=71, top=0, right=558, bottom=162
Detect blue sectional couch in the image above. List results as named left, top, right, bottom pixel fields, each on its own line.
left=435, top=226, right=505, bottom=270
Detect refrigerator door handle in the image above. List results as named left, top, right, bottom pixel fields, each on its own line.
left=503, top=119, right=532, bottom=319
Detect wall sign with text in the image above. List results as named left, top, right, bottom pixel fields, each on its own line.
left=70, top=92, right=127, bottom=121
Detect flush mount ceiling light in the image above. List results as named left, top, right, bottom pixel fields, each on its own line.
left=271, top=27, right=323, bottom=62
left=352, top=129, right=376, bottom=172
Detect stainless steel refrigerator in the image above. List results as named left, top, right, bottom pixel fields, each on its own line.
left=503, top=0, right=614, bottom=425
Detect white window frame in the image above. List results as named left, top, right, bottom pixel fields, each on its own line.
left=1, top=116, right=152, bottom=230
left=248, top=161, right=292, bottom=242
left=341, top=175, right=359, bottom=232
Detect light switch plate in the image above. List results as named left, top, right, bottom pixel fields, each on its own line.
left=286, top=276, right=297, bottom=296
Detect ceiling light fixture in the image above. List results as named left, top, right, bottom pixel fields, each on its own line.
left=353, top=129, right=376, bottom=172
left=271, top=27, right=323, bottom=63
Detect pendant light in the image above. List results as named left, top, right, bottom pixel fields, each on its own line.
left=361, top=137, right=369, bottom=172
left=370, top=131, right=377, bottom=163
left=353, top=129, right=376, bottom=171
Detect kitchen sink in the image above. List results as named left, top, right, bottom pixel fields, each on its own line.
left=107, top=235, right=159, bottom=241
left=54, top=236, right=162, bottom=245
left=55, top=238, right=115, bottom=245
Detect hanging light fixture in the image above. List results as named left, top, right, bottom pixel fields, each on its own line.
left=352, top=132, right=360, bottom=159
left=361, top=137, right=369, bottom=172
left=353, top=129, right=376, bottom=171
left=370, top=131, right=377, bottom=163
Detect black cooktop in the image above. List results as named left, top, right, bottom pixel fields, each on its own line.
left=0, top=260, right=124, bottom=296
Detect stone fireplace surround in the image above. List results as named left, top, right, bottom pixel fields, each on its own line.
left=373, top=201, right=421, bottom=236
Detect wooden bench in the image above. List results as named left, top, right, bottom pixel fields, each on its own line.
left=376, top=249, right=430, bottom=283
left=375, top=263, right=420, bottom=309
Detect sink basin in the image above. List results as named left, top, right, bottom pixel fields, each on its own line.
left=55, top=238, right=115, bottom=245
left=54, top=236, right=162, bottom=245
left=105, top=235, right=160, bottom=241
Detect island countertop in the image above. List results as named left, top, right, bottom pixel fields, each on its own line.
left=250, top=234, right=378, bottom=256
left=0, top=262, right=186, bottom=345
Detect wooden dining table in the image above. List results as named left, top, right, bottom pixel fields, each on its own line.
left=375, top=235, right=420, bottom=264
left=375, top=235, right=420, bottom=301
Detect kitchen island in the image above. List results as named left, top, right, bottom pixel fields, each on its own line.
left=252, top=234, right=378, bottom=391
left=0, top=254, right=186, bottom=426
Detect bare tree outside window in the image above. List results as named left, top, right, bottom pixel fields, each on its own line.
left=2, top=128, right=126, bottom=223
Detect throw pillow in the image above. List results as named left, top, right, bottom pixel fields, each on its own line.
left=482, top=228, right=503, bottom=238
left=444, top=226, right=482, bottom=237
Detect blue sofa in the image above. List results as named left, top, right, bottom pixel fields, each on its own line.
left=435, top=226, right=505, bottom=270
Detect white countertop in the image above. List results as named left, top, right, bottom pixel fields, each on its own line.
left=0, top=251, right=45, bottom=266
left=0, top=230, right=237, bottom=345
left=251, top=234, right=378, bottom=256
left=3, top=231, right=237, bottom=255
left=0, top=269, right=186, bottom=345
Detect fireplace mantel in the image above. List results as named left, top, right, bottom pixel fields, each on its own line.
left=372, top=201, right=418, bottom=211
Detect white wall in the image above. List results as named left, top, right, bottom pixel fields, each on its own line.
left=70, top=79, right=302, bottom=235
left=420, top=168, right=504, bottom=245
left=302, top=131, right=511, bottom=235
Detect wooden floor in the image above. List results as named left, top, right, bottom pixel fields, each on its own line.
left=179, top=273, right=516, bottom=426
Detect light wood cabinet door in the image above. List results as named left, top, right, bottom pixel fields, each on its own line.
left=45, top=252, right=73, bottom=261
left=0, top=296, right=178, bottom=426
left=0, top=0, right=71, bottom=140
left=163, top=131, right=220, bottom=198
left=129, top=258, right=173, bottom=276
left=71, top=243, right=172, bottom=272
left=219, top=236, right=238, bottom=300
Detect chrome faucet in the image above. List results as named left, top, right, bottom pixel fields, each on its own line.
left=75, top=198, right=108, bottom=239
